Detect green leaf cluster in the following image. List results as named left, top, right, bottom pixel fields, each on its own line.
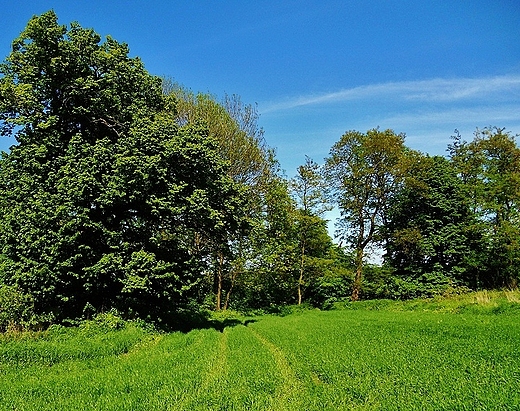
left=0, top=11, right=246, bottom=323
left=385, top=155, right=482, bottom=295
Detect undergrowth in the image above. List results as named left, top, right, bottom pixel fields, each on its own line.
left=0, top=312, right=149, bottom=367
left=341, top=289, right=520, bottom=315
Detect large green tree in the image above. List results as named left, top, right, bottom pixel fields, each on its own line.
left=162, top=82, right=272, bottom=310
left=163, top=81, right=269, bottom=187
left=324, top=129, right=406, bottom=300
left=384, top=155, right=482, bottom=295
left=0, top=11, right=245, bottom=322
left=291, top=156, right=332, bottom=304
left=449, top=127, right=520, bottom=288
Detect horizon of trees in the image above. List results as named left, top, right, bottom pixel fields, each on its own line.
left=0, top=11, right=519, bottom=329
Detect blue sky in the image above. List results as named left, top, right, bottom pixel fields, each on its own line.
left=2, top=0, right=520, bottom=178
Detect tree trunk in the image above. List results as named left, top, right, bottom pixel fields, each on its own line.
left=223, top=268, right=239, bottom=311
left=298, top=241, right=305, bottom=305
left=215, top=252, right=224, bottom=311
left=351, top=247, right=364, bottom=301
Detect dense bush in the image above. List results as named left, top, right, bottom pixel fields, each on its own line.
left=0, top=285, right=35, bottom=331
left=306, top=273, right=352, bottom=309
left=0, top=11, right=246, bottom=322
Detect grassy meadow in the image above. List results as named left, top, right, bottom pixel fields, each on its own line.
left=1, top=291, right=519, bottom=410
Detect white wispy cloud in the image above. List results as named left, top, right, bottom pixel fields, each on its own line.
left=380, top=105, right=520, bottom=129
left=261, top=75, right=520, bottom=113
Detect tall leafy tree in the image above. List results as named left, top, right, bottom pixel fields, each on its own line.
left=250, top=169, right=298, bottom=307
left=449, top=127, right=520, bottom=288
left=162, top=82, right=271, bottom=310
left=0, top=11, right=245, bottom=322
left=324, top=129, right=406, bottom=300
left=291, top=156, right=331, bottom=304
left=384, top=155, right=482, bottom=295
left=163, top=81, right=270, bottom=187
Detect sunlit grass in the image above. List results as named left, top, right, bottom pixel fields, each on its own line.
left=1, top=293, right=519, bottom=410
left=252, top=308, right=520, bottom=410
left=343, top=288, right=520, bottom=315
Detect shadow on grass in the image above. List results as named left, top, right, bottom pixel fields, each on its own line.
left=153, top=310, right=257, bottom=334
left=209, top=318, right=258, bottom=333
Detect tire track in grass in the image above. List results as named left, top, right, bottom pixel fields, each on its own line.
left=201, top=328, right=229, bottom=389
left=113, top=329, right=222, bottom=410
left=176, top=328, right=229, bottom=410
left=114, top=330, right=210, bottom=410
left=248, top=327, right=303, bottom=409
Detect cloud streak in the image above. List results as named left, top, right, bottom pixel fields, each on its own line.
left=261, top=75, right=520, bottom=113
left=380, top=105, right=520, bottom=129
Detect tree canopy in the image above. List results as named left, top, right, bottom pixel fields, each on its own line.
left=384, top=155, right=482, bottom=296
left=324, top=129, right=407, bottom=300
left=0, top=11, right=246, bottom=323
left=0, top=12, right=518, bottom=329
left=449, top=127, right=520, bottom=288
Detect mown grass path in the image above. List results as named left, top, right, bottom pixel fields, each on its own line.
left=248, top=326, right=303, bottom=409
left=1, top=306, right=520, bottom=410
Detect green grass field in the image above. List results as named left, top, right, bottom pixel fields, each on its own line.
left=1, top=292, right=519, bottom=410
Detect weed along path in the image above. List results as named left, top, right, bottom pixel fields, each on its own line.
left=1, top=304, right=520, bottom=410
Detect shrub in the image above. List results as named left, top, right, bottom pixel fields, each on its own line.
left=306, top=273, right=352, bottom=309
left=0, top=285, right=35, bottom=332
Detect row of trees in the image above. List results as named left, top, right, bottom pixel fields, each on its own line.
left=0, top=12, right=348, bottom=327
left=0, top=12, right=518, bottom=327
left=325, top=127, right=520, bottom=300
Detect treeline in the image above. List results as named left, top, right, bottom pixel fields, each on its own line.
left=325, top=127, right=520, bottom=301
left=0, top=12, right=518, bottom=329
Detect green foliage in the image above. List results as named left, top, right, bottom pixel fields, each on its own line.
left=299, top=244, right=353, bottom=308
left=232, top=157, right=339, bottom=311
left=79, top=311, right=127, bottom=332
left=359, top=263, right=397, bottom=299
left=384, top=155, right=482, bottom=294
left=0, top=319, right=147, bottom=367
left=164, top=82, right=270, bottom=187
left=449, top=127, right=520, bottom=288
left=305, top=272, right=352, bottom=309
left=2, top=11, right=520, bottom=318
left=232, top=174, right=300, bottom=309
left=343, top=289, right=520, bottom=315
left=0, top=12, right=246, bottom=322
left=290, top=156, right=335, bottom=305
left=162, top=82, right=274, bottom=311
left=324, top=128, right=407, bottom=300
left=0, top=284, right=36, bottom=331
left=291, top=156, right=330, bottom=217
left=0, top=11, right=162, bottom=141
